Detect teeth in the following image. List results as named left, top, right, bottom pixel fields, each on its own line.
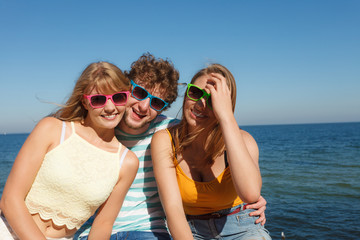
left=134, top=109, right=146, bottom=117
left=193, top=110, right=205, bottom=118
left=103, top=114, right=116, bottom=119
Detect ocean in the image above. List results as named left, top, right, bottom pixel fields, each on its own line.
left=1, top=122, right=359, bottom=239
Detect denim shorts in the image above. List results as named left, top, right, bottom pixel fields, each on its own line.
left=79, top=231, right=172, bottom=240
left=110, top=231, right=172, bottom=240
left=187, top=205, right=272, bottom=240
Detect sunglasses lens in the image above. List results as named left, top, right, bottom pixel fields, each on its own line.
left=151, top=98, right=166, bottom=111
left=112, top=93, right=128, bottom=105
left=90, top=95, right=106, bottom=107
left=188, top=86, right=204, bottom=100
left=132, top=86, right=148, bottom=100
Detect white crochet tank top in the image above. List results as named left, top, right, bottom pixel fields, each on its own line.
left=25, top=121, right=128, bottom=230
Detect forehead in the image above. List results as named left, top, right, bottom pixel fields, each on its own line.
left=87, top=85, right=116, bottom=95
left=193, top=74, right=209, bottom=87
left=86, top=76, right=125, bottom=94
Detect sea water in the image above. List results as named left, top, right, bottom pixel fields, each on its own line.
left=0, top=122, right=359, bottom=239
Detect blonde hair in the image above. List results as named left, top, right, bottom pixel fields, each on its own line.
left=171, top=64, right=237, bottom=164
left=53, top=62, right=130, bottom=121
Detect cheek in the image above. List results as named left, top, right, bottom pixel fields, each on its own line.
left=87, top=108, right=98, bottom=116
left=184, top=98, right=193, bottom=109
left=82, top=100, right=90, bottom=111
left=183, top=99, right=194, bottom=118
left=127, top=96, right=139, bottom=107
left=149, top=108, right=159, bottom=119
left=115, top=106, right=126, bottom=114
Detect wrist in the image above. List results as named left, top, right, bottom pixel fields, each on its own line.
left=218, top=113, right=237, bottom=126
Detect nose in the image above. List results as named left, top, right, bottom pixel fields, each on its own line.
left=103, top=98, right=116, bottom=112
left=137, top=97, right=151, bottom=112
left=195, top=97, right=207, bottom=109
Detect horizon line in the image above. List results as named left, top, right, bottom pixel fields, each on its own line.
left=2, top=121, right=359, bottom=135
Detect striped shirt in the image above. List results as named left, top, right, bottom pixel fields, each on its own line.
left=76, top=115, right=178, bottom=237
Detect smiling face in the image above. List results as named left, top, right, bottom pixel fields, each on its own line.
left=55, top=62, right=130, bottom=123
left=183, top=74, right=216, bottom=131
left=119, top=81, right=164, bottom=135
left=83, top=88, right=127, bottom=130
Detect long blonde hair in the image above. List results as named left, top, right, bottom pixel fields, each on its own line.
left=53, top=62, right=130, bottom=121
left=171, top=64, right=237, bottom=164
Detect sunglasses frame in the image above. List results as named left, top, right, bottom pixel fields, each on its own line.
left=186, top=84, right=212, bottom=109
left=83, top=91, right=130, bottom=109
left=130, top=80, right=168, bottom=111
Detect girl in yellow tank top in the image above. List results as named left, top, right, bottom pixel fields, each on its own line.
left=0, top=62, right=139, bottom=240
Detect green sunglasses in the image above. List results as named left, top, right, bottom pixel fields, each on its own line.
left=186, top=84, right=212, bottom=109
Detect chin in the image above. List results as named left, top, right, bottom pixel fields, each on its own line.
left=101, top=119, right=121, bottom=129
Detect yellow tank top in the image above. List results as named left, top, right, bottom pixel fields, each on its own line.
left=166, top=129, right=243, bottom=215
left=25, top=122, right=126, bottom=230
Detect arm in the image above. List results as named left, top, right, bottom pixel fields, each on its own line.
left=87, top=149, right=139, bottom=240
left=206, top=73, right=262, bottom=203
left=0, top=117, right=61, bottom=240
left=151, top=130, right=193, bottom=240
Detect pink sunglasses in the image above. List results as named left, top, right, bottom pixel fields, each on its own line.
left=83, top=91, right=130, bottom=108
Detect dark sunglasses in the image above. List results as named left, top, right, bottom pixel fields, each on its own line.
left=186, top=84, right=212, bottom=109
left=130, top=80, right=168, bottom=111
left=83, top=91, right=130, bottom=108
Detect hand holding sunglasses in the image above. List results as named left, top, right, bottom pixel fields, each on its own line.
left=205, top=73, right=234, bottom=120
left=84, top=92, right=130, bottom=108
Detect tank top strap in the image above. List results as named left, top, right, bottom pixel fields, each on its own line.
left=165, top=129, right=178, bottom=165
left=117, top=142, right=123, bottom=154
left=70, top=121, right=76, bottom=133
left=165, top=129, right=176, bottom=153
left=119, top=146, right=128, bottom=168
left=60, top=121, right=66, bottom=144
left=224, top=150, right=229, bottom=168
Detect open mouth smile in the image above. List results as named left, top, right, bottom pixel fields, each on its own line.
left=102, top=114, right=118, bottom=120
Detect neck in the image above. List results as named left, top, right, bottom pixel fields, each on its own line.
left=182, top=144, right=210, bottom=167
left=118, top=120, right=150, bottom=135
left=81, top=119, right=115, bottom=142
left=183, top=124, right=216, bottom=165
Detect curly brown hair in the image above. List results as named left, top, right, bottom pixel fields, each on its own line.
left=125, top=53, right=179, bottom=110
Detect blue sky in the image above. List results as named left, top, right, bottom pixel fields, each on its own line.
left=1, top=0, right=359, bottom=133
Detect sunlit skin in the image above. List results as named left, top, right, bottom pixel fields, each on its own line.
left=83, top=89, right=127, bottom=136
left=0, top=88, right=138, bottom=239
left=118, top=75, right=267, bottom=235
left=32, top=91, right=128, bottom=237
left=151, top=72, right=265, bottom=239
left=183, top=75, right=217, bottom=133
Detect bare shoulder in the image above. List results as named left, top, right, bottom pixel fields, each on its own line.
left=153, top=129, right=169, bottom=138
left=28, top=117, right=62, bottom=143
left=36, top=116, right=62, bottom=129
left=240, top=129, right=259, bottom=160
left=240, top=129, right=257, bottom=145
left=9, top=118, right=62, bottom=175
left=122, top=148, right=139, bottom=170
left=152, top=129, right=171, bottom=145
left=119, top=148, right=139, bottom=182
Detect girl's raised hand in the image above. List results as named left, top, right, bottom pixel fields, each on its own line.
left=205, top=73, right=234, bottom=122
